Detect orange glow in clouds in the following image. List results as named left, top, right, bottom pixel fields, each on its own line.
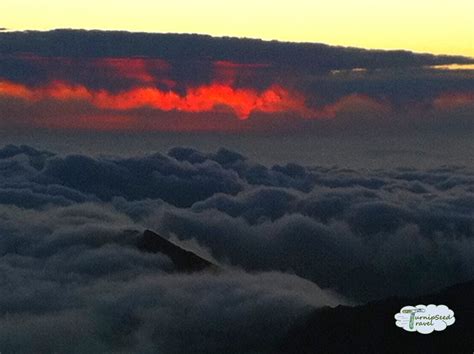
left=0, top=56, right=400, bottom=130
left=94, top=58, right=173, bottom=84
left=433, top=92, right=474, bottom=111
left=0, top=56, right=315, bottom=120
left=0, top=80, right=311, bottom=119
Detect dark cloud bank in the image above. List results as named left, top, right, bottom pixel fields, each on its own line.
left=2, top=30, right=472, bottom=68
left=1, top=30, right=474, bottom=131
left=0, top=144, right=473, bottom=353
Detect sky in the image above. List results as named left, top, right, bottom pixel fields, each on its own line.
left=1, top=0, right=473, bottom=57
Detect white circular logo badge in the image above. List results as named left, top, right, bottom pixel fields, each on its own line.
left=394, top=304, right=455, bottom=334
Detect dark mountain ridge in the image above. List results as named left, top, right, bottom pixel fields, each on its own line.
left=137, top=229, right=217, bottom=272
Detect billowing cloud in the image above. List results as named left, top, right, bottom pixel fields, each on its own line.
left=2, top=145, right=473, bottom=293
left=0, top=144, right=473, bottom=352
left=0, top=154, right=341, bottom=353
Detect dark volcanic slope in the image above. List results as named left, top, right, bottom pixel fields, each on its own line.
left=137, top=229, right=216, bottom=272
left=279, top=280, right=474, bottom=354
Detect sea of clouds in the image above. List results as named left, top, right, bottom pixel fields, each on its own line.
left=0, top=144, right=472, bottom=353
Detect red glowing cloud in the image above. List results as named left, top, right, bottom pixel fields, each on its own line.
left=319, top=94, right=391, bottom=117
left=94, top=58, right=169, bottom=83
left=0, top=80, right=311, bottom=119
left=433, top=92, right=474, bottom=111
left=6, top=54, right=453, bottom=131
left=212, top=60, right=272, bottom=85
left=0, top=55, right=317, bottom=121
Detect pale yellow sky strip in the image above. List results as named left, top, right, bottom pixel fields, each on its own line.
left=1, top=0, right=473, bottom=57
